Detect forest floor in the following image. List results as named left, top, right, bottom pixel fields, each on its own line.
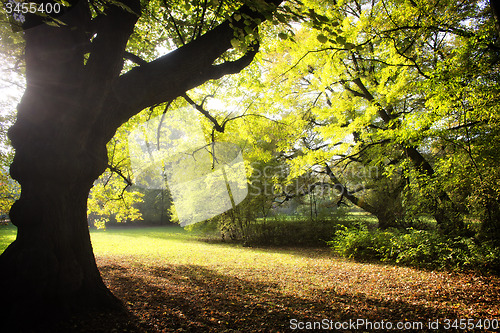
left=1, top=226, right=500, bottom=332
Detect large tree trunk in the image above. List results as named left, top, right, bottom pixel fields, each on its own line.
left=0, top=6, right=129, bottom=328
left=0, top=173, right=121, bottom=328
left=0, top=0, right=283, bottom=329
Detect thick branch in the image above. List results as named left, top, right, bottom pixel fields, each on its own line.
left=84, top=0, right=140, bottom=88
left=352, top=77, right=392, bottom=122
left=124, top=51, right=148, bottom=66
left=324, top=163, right=377, bottom=214
left=107, top=1, right=282, bottom=132
left=80, top=0, right=140, bottom=133
left=208, top=41, right=260, bottom=78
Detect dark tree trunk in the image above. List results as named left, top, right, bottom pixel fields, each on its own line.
left=490, top=0, right=500, bottom=39
left=375, top=211, right=399, bottom=230
left=0, top=0, right=283, bottom=329
left=0, top=2, right=134, bottom=327
left=0, top=179, right=121, bottom=328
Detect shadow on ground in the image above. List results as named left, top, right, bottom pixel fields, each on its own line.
left=64, top=263, right=467, bottom=333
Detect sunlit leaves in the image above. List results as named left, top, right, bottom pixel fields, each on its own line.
left=88, top=170, right=144, bottom=224
left=229, top=0, right=500, bottom=230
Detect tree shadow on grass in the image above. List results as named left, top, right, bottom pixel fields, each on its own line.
left=91, top=263, right=468, bottom=333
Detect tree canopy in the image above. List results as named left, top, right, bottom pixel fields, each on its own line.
left=222, top=0, right=500, bottom=236
left=1, top=0, right=500, bottom=329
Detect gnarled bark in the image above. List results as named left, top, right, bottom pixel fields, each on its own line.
left=0, top=0, right=282, bottom=329
left=0, top=0, right=138, bottom=328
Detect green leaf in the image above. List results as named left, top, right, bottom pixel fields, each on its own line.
left=317, top=34, right=328, bottom=43
left=278, top=32, right=288, bottom=40
left=336, top=36, right=346, bottom=45
left=345, top=43, right=356, bottom=50
left=230, top=38, right=240, bottom=49
left=317, top=14, right=330, bottom=23
left=244, top=26, right=254, bottom=34
left=276, top=13, right=287, bottom=23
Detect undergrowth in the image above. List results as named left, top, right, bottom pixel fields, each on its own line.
left=329, top=226, right=500, bottom=273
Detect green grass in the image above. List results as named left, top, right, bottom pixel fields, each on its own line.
left=1, top=224, right=323, bottom=272
left=1, top=224, right=499, bottom=331
left=90, top=226, right=324, bottom=275
left=0, top=212, right=430, bottom=255
left=0, top=224, right=16, bottom=252
left=342, top=211, right=378, bottom=226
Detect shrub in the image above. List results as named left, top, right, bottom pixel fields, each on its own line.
left=186, top=208, right=349, bottom=247
left=328, top=226, right=397, bottom=260
left=329, top=227, right=500, bottom=273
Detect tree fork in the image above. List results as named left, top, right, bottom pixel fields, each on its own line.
left=323, top=163, right=400, bottom=228
left=0, top=0, right=284, bottom=329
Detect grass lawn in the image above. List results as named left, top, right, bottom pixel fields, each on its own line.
left=1, top=224, right=499, bottom=332
left=0, top=224, right=16, bottom=252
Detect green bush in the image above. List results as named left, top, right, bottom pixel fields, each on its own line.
left=186, top=217, right=342, bottom=246
left=329, top=226, right=396, bottom=260
left=186, top=208, right=349, bottom=247
left=329, top=227, right=500, bottom=272
left=184, top=218, right=222, bottom=239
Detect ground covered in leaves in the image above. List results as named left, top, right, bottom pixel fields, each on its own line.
left=3, top=227, right=499, bottom=332
left=90, top=255, right=500, bottom=332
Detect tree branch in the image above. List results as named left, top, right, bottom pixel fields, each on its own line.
left=208, top=41, right=260, bottom=79
left=107, top=164, right=132, bottom=187
left=324, top=163, right=377, bottom=213
left=352, top=77, right=393, bottom=122
left=162, top=0, right=186, bottom=46
left=183, top=93, right=224, bottom=132
left=124, top=51, right=148, bottom=66
left=81, top=0, right=140, bottom=131
left=107, top=1, right=283, bottom=133
left=84, top=0, right=140, bottom=87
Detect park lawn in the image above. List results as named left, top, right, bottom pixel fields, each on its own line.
left=0, top=224, right=16, bottom=252
left=1, top=225, right=500, bottom=332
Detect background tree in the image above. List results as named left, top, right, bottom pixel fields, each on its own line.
left=0, top=17, right=23, bottom=218
left=240, top=0, right=500, bottom=235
